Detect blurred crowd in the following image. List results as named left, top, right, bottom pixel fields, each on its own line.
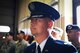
left=0, top=31, right=34, bottom=53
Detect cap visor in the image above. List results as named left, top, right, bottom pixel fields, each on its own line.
left=27, top=17, right=31, bottom=20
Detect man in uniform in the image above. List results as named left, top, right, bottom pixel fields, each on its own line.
left=24, top=1, right=78, bottom=53
left=16, top=31, right=28, bottom=53
left=0, top=32, right=16, bottom=53
left=66, top=24, right=80, bottom=53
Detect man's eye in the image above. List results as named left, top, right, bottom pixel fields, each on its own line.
left=36, top=18, right=38, bottom=21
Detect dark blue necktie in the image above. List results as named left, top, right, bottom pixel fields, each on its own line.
left=37, top=45, right=41, bottom=53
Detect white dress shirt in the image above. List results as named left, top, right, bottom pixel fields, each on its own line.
left=36, top=36, right=49, bottom=53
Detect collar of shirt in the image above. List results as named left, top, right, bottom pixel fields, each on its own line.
left=36, top=36, right=49, bottom=52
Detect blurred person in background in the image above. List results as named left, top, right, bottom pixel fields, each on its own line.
left=0, top=32, right=16, bottom=53
left=66, top=24, right=80, bottom=53
left=51, top=27, right=63, bottom=40
left=15, top=31, right=28, bottom=53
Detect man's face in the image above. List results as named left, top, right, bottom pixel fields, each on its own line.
left=7, top=35, right=12, bottom=41
left=67, top=30, right=78, bottom=41
left=17, top=33, right=24, bottom=40
left=30, top=18, right=49, bottom=36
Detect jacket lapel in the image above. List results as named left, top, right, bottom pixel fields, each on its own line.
left=42, top=37, right=55, bottom=53
left=30, top=42, right=36, bottom=53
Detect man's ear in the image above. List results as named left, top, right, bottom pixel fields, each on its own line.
left=48, top=20, right=54, bottom=28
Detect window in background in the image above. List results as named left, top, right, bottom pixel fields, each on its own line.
left=77, top=5, right=80, bottom=26
left=0, top=26, right=10, bottom=32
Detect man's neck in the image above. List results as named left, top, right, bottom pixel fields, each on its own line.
left=35, top=32, right=49, bottom=44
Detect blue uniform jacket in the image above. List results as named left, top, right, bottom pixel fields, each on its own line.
left=24, top=37, right=78, bottom=53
